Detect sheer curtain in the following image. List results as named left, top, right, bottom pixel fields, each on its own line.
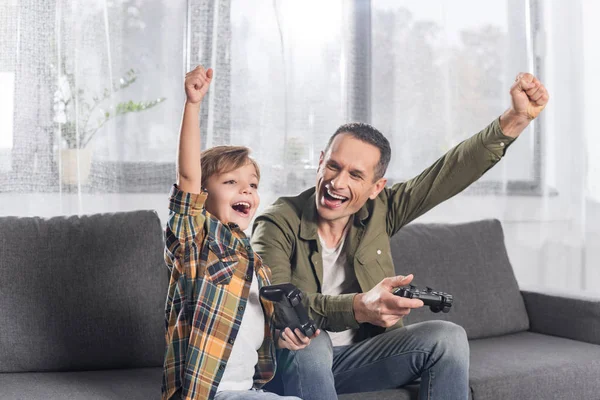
left=1, top=0, right=597, bottom=293
left=376, top=0, right=597, bottom=294
left=0, top=0, right=188, bottom=216
left=228, top=0, right=598, bottom=292
left=582, top=0, right=600, bottom=293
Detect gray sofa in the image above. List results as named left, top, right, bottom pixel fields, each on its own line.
left=0, top=211, right=166, bottom=399
left=1, top=212, right=599, bottom=400
left=341, top=219, right=600, bottom=400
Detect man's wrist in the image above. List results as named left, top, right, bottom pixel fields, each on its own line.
left=499, top=108, right=531, bottom=138
left=353, top=293, right=365, bottom=324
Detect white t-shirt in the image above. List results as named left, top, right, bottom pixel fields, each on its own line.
left=318, top=231, right=361, bottom=347
left=217, top=273, right=265, bottom=392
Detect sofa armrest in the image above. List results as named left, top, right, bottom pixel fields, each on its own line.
left=521, top=286, right=600, bottom=345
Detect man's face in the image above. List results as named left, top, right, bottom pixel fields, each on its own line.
left=315, top=133, right=387, bottom=223
left=204, top=162, right=260, bottom=231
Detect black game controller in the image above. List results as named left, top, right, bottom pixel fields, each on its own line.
left=393, top=285, right=453, bottom=313
left=259, top=283, right=317, bottom=337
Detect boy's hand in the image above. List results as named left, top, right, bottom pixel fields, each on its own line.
left=185, top=65, right=213, bottom=104
left=276, top=327, right=321, bottom=351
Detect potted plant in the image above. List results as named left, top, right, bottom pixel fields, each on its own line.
left=53, top=69, right=165, bottom=185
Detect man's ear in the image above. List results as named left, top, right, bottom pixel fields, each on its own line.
left=317, top=151, right=325, bottom=170
left=368, top=177, right=387, bottom=200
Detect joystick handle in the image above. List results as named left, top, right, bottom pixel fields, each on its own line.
left=393, top=285, right=453, bottom=313
left=260, top=283, right=317, bottom=337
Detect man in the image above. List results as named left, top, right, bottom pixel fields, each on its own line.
left=251, top=72, right=549, bottom=400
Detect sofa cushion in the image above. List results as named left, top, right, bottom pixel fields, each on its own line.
left=469, top=332, right=600, bottom=400
left=391, top=219, right=529, bottom=339
left=0, top=367, right=162, bottom=400
left=0, top=211, right=167, bottom=372
left=338, top=384, right=473, bottom=400
left=338, top=386, right=417, bottom=400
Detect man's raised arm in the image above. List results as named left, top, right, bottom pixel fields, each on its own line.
left=383, top=72, right=549, bottom=236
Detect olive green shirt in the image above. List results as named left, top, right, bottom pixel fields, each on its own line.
left=252, top=118, right=514, bottom=340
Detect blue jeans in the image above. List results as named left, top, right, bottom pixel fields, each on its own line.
left=271, top=320, right=469, bottom=400
left=170, top=388, right=299, bottom=400
left=215, top=388, right=300, bottom=400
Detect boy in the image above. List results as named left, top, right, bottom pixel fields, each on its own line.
left=162, top=65, right=318, bottom=400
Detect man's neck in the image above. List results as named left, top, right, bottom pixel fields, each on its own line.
left=317, top=216, right=350, bottom=249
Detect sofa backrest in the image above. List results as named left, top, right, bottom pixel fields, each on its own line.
left=391, top=219, right=529, bottom=339
left=0, top=210, right=167, bottom=372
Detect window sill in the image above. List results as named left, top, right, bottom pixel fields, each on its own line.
left=0, top=161, right=175, bottom=194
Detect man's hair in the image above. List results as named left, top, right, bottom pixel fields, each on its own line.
left=325, top=122, right=391, bottom=180
left=201, top=146, right=260, bottom=188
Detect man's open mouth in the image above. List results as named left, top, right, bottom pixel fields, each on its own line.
left=323, top=186, right=349, bottom=207
left=231, top=201, right=252, bottom=217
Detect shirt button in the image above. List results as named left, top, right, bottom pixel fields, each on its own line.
left=238, top=305, right=244, bottom=311
left=377, top=249, right=381, bottom=255
left=228, top=338, right=235, bottom=344
left=245, top=274, right=252, bottom=281
left=500, top=142, right=505, bottom=147
left=219, top=364, right=225, bottom=370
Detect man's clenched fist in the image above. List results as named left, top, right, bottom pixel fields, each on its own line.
left=500, top=72, right=549, bottom=138
left=510, top=72, right=549, bottom=121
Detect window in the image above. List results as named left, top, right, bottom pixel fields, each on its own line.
left=0, top=0, right=545, bottom=198
left=0, top=72, right=14, bottom=173
left=370, top=0, right=545, bottom=194
left=229, top=0, right=345, bottom=204
left=227, top=0, right=546, bottom=201
left=0, top=0, right=186, bottom=193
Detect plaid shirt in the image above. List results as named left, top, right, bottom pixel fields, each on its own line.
left=162, top=185, right=276, bottom=400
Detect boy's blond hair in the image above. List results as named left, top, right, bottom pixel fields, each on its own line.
left=201, top=146, right=260, bottom=189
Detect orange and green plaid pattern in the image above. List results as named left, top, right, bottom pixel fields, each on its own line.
left=161, top=185, right=276, bottom=400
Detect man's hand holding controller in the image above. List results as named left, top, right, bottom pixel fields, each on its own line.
left=353, top=274, right=424, bottom=328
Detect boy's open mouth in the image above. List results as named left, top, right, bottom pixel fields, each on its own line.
left=323, top=186, right=349, bottom=208
left=231, top=201, right=251, bottom=217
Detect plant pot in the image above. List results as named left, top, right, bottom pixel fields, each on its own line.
left=60, top=148, right=93, bottom=185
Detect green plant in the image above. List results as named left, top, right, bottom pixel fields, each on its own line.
left=53, top=69, right=165, bottom=149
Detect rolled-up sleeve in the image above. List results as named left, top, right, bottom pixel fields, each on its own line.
left=165, top=184, right=208, bottom=274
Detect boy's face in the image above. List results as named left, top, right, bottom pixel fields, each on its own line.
left=204, top=162, right=260, bottom=231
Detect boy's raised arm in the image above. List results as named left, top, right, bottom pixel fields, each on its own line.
left=176, top=65, right=213, bottom=194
